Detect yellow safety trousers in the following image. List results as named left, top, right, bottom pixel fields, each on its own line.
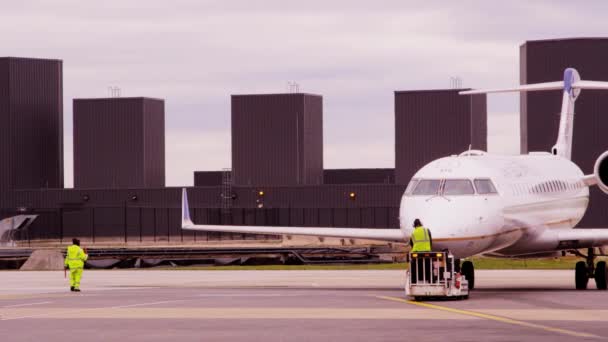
left=69, top=268, right=83, bottom=289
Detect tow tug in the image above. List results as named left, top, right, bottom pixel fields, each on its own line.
left=405, top=250, right=469, bottom=300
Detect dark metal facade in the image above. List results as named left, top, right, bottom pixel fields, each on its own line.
left=231, top=94, right=323, bottom=186
left=194, top=171, right=224, bottom=186
left=520, top=38, right=608, bottom=227
left=394, top=89, right=487, bottom=184
left=0, top=57, right=63, bottom=207
left=73, top=97, right=165, bottom=188
left=195, top=169, right=396, bottom=186
left=8, top=185, right=404, bottom=243
left=324, top=169, right=394, bottom=184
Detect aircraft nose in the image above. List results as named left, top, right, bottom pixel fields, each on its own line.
left=403, top=198, right=490, bottom=239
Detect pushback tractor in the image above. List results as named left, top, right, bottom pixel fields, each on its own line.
left=405, top=250, right=469, bottom=300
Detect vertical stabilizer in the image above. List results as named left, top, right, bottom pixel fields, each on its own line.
left=551, top=68, right=580, bottom=160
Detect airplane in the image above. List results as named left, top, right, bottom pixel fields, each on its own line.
left=182, top=67, right=608, bottom=291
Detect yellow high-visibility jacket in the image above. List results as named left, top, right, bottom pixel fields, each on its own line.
left=64, top=245, right=88, bottom=269
left=411, top=226, right=432, bottom=252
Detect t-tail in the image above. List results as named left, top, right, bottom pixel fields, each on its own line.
left=460, top=68, right=608, bottom=160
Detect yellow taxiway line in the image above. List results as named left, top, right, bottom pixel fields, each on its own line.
left=376, top=296, right=601, bottom=339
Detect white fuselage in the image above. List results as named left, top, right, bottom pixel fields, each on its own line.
left=399, top=151, right=589, bottom=258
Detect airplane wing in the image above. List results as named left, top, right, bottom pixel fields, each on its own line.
left=557, top=228, right=608, bottom=249
left=180, top=189, right=406, bottom=242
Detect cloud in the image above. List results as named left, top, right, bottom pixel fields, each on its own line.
left=1, top=1, right=604, bottom=185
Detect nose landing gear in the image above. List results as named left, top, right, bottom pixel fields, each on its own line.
left=572, top=248, right=608, bottom=290
left=455, top=259, right=475, bottom=290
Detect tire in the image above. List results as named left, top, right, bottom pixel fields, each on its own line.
left=575, top=261, right=589, bottom=290
left=595, top=261, right=608, bottom=290
left=462, top=261, right=475, bottom=290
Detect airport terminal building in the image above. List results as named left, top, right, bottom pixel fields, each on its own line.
left=1, top=38, right=607, bottom=245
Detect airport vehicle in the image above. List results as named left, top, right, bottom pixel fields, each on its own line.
left=182, top=67, right=608, bottom=291
left=405, top=250, right=469, bottom=300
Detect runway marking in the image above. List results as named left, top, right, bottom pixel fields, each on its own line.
left=0, top=307, right=475, bottom=320
left=2, top=301, right=53, bottom=308
left=0, top=299, right=186, bottom=321
left=376, top=296, right=601, bottom=339
left=196, top=293, right=307, bottom=297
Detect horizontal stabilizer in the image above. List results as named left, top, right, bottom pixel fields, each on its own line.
left=459, top=82, right=563, bottom=95
left=573, top=80, right=608, bottom=90
left=460, top=80, right=608, bottom=95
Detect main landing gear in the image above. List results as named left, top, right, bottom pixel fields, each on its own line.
left=573, top=248, right=607, bottom=290
left=456, top=259, right=475, bottom=290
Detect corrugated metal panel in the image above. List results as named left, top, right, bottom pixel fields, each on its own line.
left=143, top=99, right=165, bottom=187
left=231, top=93, right=323, bottom=186
left=324, top=168, right=394, bottom=184
left=520, top=38, right=608, bottom=227
left=303, top=95, right=323, bottom=184
left=194, top=171, right=224, bottom=186
left=0, top=59, right=9, bottom=207
left=0, top=57, right=63, bottom=199
left=74, top=97, right=165, bottom=188
left=10, top=184, right=405, bottom=241
left=394, top=89, right=487, bottom=184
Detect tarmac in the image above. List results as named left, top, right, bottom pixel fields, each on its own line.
left=1, top=269, right=607, bottom=341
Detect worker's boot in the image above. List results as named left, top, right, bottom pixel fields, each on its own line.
left=70, top=286, right=74, bottom=292
left=74, top=288, right=81, bottom=292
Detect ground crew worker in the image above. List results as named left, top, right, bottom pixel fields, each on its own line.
left=409, top=219, right=432, bottom=283
left=410, top=219, right=432, bottom=252
left=64, top=238, right=88, bottom=292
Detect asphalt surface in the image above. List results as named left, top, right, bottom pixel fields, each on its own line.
left=1, top=269, right=607, bottom=341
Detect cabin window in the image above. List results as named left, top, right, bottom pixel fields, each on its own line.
left=443, top=179, right=475, bottom=195
left=405, top=178, right=419, bottom=195
left=474, top=179, right=498, bottom=194
left=412, top=179, right=441, bottom=196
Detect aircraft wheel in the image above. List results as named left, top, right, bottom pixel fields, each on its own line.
left=575, top=261, right=589, bottom=290
left=595, top=261, right=607, bottom=290
left=462, top=261, right=475, bottom=290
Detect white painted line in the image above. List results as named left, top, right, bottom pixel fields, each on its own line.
left=2, top=301, right=53, bottom=308
left=196, top=294, right=303, bottom=297
left=1, top=299, right=186, bottom=321
left=107, top=300, right=186, bottom=309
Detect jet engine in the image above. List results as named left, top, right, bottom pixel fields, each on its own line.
left=594, top=151, right=608, bottom=194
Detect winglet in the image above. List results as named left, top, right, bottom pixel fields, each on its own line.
left=181, top=188, right=193, bottom=227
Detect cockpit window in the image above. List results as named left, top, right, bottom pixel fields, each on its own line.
left=474, top=179, right=498, bottom=194
left=412, top=179, right=441, bottom=195
left=443, top=179, right=475, bottom=195
left=405, top=178, right=419, bottom=195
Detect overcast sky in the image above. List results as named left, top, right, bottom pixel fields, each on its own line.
left=2, top=1, right=607, bottom=187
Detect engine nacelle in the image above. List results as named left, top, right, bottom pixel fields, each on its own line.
left=594, top=151, right=608, bottom=194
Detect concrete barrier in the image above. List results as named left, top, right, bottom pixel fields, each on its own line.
left=20, top=249, right=64, bottom=271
